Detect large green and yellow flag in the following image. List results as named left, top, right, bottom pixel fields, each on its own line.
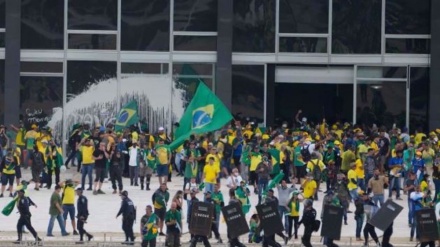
left=115, top=100, right=139, bottom=132
left=169, top=83, right=233, bottom=150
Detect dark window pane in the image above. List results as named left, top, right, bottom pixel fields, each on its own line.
left=21, top=0, right=64, bottom=49
left=386, top=39, right=430, bottom=54
left=174, top=77, right=213, bottom=107
left=358, top=66, right=407, bottom=79
left=232, top=65, right=264, bottom=123
left=121, top=0, right=170, bottom=51
left=332, top=0, right=381, bottom=54
left=356, top=81, right=406, bottom=128
left=0, top=32, right=4, bottom=48
left=68, top=0, right=117, bottom=30
left=173, top=63, right=213, bottom=76
left=0, top=0, right=5, bottom=28
left=410, top=67, right=429, bottom=133
left=20, top=77, right=62, bottom=128
left=279, top=37, right=327, bottom=53
left=0, top=60, right=4, bottom=122
left=121, top=63, right=167, bottom=74
left=68, top=34, right=116, bottom=50
left=174, top=36, right=216, bottom=51
left=386, top=0, right=431, bottom=34
left=233, top=0, right=275, bottom=53
left=67, top=61, right=116, bottom=101
left=174, top=0, right=217, bottom=32
left=21, top=62, right=63, bottom=73
left=279, top=0, right=328, bottom=33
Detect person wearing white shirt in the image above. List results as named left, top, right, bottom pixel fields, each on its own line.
left=227, top=168, right=243, bottom=189
left=128, top=143, right=139, bottom=186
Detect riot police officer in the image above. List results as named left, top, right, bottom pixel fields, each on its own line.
left=299, top=199, right=317, bottom=247
left=16, top=189, right=41, bottom=243
left=116, top=190, right=136, bottom=245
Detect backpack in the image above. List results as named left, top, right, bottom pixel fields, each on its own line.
left=311, top=160, right=322, bottom=181
left=313, top=219, right=321, bottom=232
left=301, top=146, right=311, bottom=163
left=222, top=141, right=233, bottom=160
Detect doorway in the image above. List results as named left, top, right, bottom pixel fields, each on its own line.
left=275, top=83, right=353, bottom=125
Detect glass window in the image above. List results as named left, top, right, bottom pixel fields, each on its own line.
left=356, top=81, right=406, bottom=128
left=386, top=39, right=430, bottom=54
left=20, top=76, right=63, bottom=129
left=21, top=62, right=63, bottom=73
left=121, top=0, right=170, bottom=51
left=67, top=61, right=116, bottom=101
left=279, top=37, right=327, bottom=53
left=21, top=0, right=64, bottom=49
left=232, top=65, right=264, bottom=123
left=174, top=0, right=217, bottom=32
left=233, top=0, right=275, bottom=53
left=386, top=0, right=431, bottom=34
left=0, top=60, right=4, bottom=122
left=0, top=0, right=5, bottom=29
left=410, top=67, right=429, bottom=133
left=68, top=0, right=117, bottom=30
left=173, top=63, right=213, bottom=76
left=0, top=32, right=4, bottom=48
left=357, top=66, right=407, bottom=79
left=332, top=0, right=381, bottom=54
left=174, top=36, right=217, bottom=51
left=121, top=63, right=168, bottom=74
left=68, top=34, right=116, bottom=50
left=279, top=0, right=328, bottom=33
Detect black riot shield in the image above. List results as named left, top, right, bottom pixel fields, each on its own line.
left=416, top=208, right=439, bottom=242
left=321, top=205, right=343, bottom=240
left=189, top=201, right=214, bottom=236
left=369, top=199, right=403, bottom=231
left=221, top=203, right=249, bottom=239
left=256, top=201, right=284, bottom=236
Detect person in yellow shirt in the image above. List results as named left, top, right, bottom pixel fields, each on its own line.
left=79, top=138, right=95, bottom=190
left=203, top=157, right=220, bottom=193
left=354, top=158, right=365, bottom=191
left=59, top=179, right=79, bottom=235
left=347, top=163, right=358, bottom=200
left=249, top=146, right=262, bottom=193
left=24, top=124, right=40, bottom=168
left=420, top=174, right=429, bottom=193
left=301, top=174, right=317, bottom=199
left=287, top=191, right=303, bottom=239
left=0, top=148, right=18, bottom=197
left=306, top=153, right=325, bottom=200
left=205, top=147, right=221, bottom=171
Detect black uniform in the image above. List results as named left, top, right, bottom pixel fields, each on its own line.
left=77, top=194, right=92, bottom=241
left=262, top=196, right=283, bottom=247
left=205, top=197, right=221, bottom=241
left=16, top=196, right=39, bottom=241
left=117, top=197, right=136, bottom=243
left=299, top=207, right=317, bottom=247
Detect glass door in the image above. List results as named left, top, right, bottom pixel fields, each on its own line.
left=355, top=66, right=409, bottom=129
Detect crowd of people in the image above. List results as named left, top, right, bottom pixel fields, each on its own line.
left=2, top=112, right=440, bottom=247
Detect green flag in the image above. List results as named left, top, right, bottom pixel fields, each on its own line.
left=2, top=197, right=18, bottom=216
left=169, top=83, right=233, bottom=150
left=115, top=100, right=139, bottom=132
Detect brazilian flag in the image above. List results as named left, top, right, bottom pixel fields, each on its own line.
left=143, top=213, right=159, bottom=241
left=268, top=148, right=281, bottom=175
left=115, top=100, right=139, bottom=132
left=169, top=83, right=233, bottom=150
left=2, top=198, right=18, bottom=216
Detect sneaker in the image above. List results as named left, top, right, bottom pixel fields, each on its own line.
left=93, top=191, right=98, bottom=195
left=344, top=221, right=348, bottom=225
left=410, top=237, right=413, bottom=241
left=62, top=233, right=70, bottom=236
left=73, top=230, right=79, bottom=235
left=217, top=239, right=223, bottom=244
left=0, top=194, right=3, bottom=198
left=376, top=242, right=381, bottom=247
left=46, top=234, right=55, bottom=237
left=36, top=237, right=42, bottom=242
left=9, top=193, right=13, bottom=197
left=87, top=234, right=93, bottom=241
left=97, top=190, right=105, bottom=194
left=112, top=190, right=117, bottom=194
left=159, top=232, right=165, bottom=236
left=284, top=236, right=288, bottom=245
left=87, top=187, right=92, bottom=191
left=396, top=197, right=403, bottom=200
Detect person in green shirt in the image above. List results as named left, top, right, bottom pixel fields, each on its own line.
left=183, top=142, right=200, bottom=188
left=165, top=202, right=182, bottom=247
left=211, top=183, right=224, bottom=230
left=47, top=185, right=69, bottom=237
left=140, top=205, right=160, bottom=247
left=293, top=144, right=306, bottom=185
left=341, top=145, right=356, bottom=174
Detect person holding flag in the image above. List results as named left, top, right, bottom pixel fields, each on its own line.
left=0, top=148, right=18, bottom=197
left=165, top=202, right=182, bottom=247
left=47, top=140, right=63, bottom=190
left=235, top=180, right=251, bottom=214
left=140, top=205, right=159, bottom=247
left=15, top=189, right=41, bottom=243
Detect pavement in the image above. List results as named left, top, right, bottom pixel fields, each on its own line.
left=0, top=168, right=424, bottom=246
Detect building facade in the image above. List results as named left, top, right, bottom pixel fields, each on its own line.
left=0, top=0, right=438, bottom=141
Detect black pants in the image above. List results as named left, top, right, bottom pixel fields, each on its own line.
left=229, top=237, right=246, bottom=247
left=65, top=149, right=77, bottom=167
left=110, top=165, right=123, bottom=191
left=363, top=223, right=379, bottom=245
left=302, top=227, right=313, bottom=247
left=190, top=235, right=211, bottom=247
left=382, top=222, right=393, bottom=247
left=140, top=175, right=151, bottom=189
left=47, top=166, right=60, bottom=189
left=141, top=238, right=156, bottom=247
left=17, top=215, right=37, bottom=240
left=421, top=241, right=435, bottom=247
left=211, top=222, right=220, bottom=239
left=263, top=235, right=281, bottom=247
left=77, top=217, right=90, bottom=241
left=122, top=217, right=135, bottom=241
left=287, top=216, right=299, bottom=238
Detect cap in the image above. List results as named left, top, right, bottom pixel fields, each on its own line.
left=120, top=190, right=128, bottom=197
left=158, top=127, right=165, bottom=131
left=75, top=187, right=83, bottom=192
